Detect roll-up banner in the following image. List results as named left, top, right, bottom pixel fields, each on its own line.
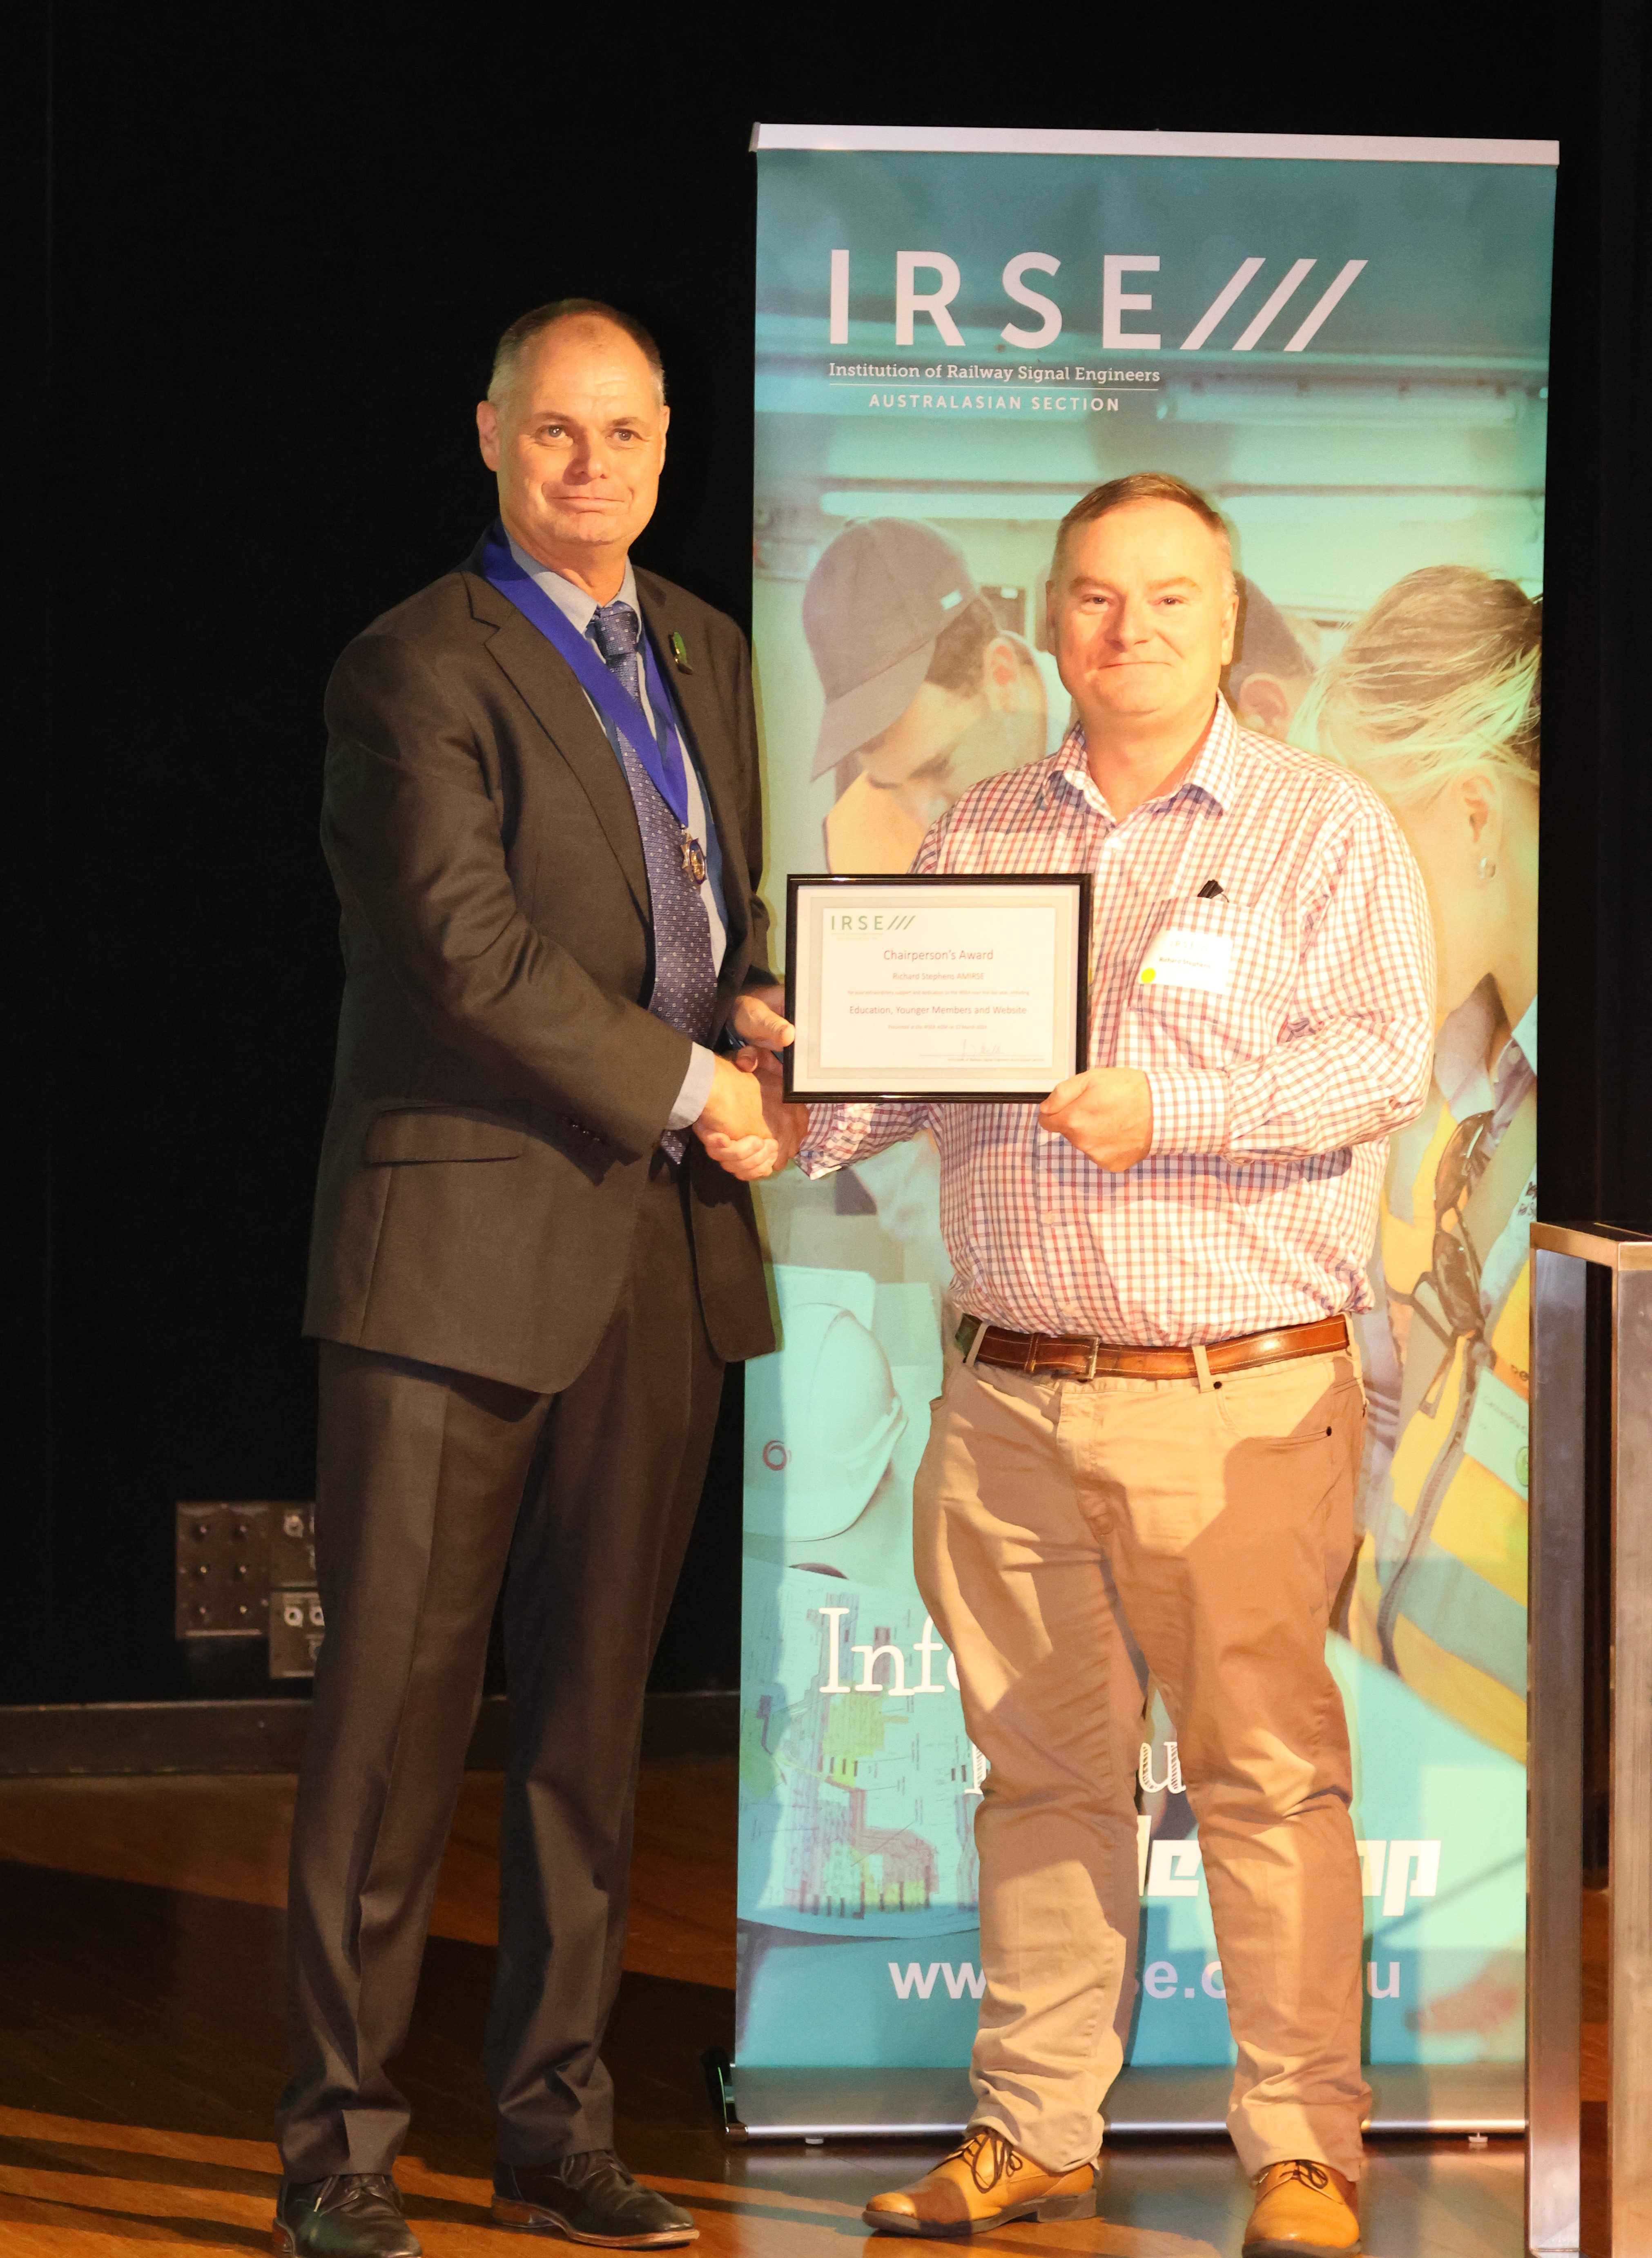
left=738, top=125, right=1555, bottom=2137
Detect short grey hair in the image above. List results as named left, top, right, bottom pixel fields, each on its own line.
left=487, top=298, right=667, bottom=406
left=1052, top=471, right=1236, bottom=594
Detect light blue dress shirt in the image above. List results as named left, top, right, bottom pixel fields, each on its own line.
left=507, top=539, right=723, bottom=1132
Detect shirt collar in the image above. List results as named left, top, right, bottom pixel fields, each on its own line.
left=506, top=535, right=638, bottom=638
left=1434, top=980, right=1500, bottom=1116
left=1044, top=693, right=1238, bottom=820
left=1505, top=995, right=1537, bottom=1076
left=1489, top=996, right=1537, bottom=1142
left=1188, top=694, right=1241, bottom=813
left=1433, top=980, right=1538, bottom=1118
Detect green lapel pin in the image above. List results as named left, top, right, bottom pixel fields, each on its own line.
left=669, top=630, right=693, bottom=674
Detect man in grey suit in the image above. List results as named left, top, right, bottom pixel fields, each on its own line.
left=275, top=300, right=789, bottom=2258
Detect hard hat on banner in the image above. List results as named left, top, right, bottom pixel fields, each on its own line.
left=745, top=1300, right=908, bottom=1542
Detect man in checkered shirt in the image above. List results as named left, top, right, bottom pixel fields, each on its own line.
left=723, top=474, right=1435, bottom=2255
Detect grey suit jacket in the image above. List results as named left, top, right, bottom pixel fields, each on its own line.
left=302, top=535, right=777, bottom=1394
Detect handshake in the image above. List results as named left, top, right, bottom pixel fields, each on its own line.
left=691, top=986, right=808, bottom=1182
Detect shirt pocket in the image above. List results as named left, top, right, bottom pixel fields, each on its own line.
left=1113, top=890, right=1298, bottom=1073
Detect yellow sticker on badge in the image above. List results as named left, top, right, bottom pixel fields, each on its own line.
left=1137, top=927, right=1233, bottom=994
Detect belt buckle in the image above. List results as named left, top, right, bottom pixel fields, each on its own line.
left=1023, top=1331, right=1041, bottom=1375
left=1083, top=1337, right=1100, bottom=1382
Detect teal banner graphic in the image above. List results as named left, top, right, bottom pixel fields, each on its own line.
left=741, top=127, right=1554, bottom=2084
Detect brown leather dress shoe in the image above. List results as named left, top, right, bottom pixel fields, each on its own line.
left=863, top=2126, right=1098, bottom=2237
left=1242, top=2160, right=1361, bottom=2257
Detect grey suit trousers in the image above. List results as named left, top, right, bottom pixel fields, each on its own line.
left=277, top=1152, right=722, bottom=2176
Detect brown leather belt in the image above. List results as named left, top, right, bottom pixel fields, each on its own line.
left=956, top=1311, right=1351, bottom=1382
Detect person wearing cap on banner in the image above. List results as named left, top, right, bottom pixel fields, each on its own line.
left=717, top=473, right=1435, bottom=2257
left=274, top=299, right=791, bottom=2258
left=803, top=516, right=1062, bottom=1324
left=804, top=518, right=1052, bottom=874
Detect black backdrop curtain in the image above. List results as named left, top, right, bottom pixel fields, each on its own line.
left=35, top=3, right=1650, bottom=1704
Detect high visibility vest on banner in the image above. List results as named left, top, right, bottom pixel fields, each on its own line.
left=1349, top=1086, right=1537, bottom=1763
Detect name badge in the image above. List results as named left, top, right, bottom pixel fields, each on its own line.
left=1139, top=926, right=1233, bottom=994
left=1462, top=1366, right=1529, bottom=1499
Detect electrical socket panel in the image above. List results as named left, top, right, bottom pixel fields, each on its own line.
left=174, top=1503, right=272, bottom=1638
left=270, top=1587, right=326, bottom=1679
left=175, top=1500, right=322, bottom=1676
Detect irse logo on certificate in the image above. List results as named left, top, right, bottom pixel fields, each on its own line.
left=785, top=875, right=1091, bottom=1102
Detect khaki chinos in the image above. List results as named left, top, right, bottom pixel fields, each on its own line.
left=914, top=1332, right=1371, bottom=2182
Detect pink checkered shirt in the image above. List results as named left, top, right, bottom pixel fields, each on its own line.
left=798, top=697, right=1436, bottom=1346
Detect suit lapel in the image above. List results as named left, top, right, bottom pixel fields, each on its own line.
left=635, top=575, right=751, bottom=963
left=464, top=568, right=650, bottom=918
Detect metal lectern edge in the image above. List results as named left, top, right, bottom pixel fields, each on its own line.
left=1527, top=1247, right=1586, bottom=2257
left=1531, top=1220, right=1652, bottom=1269
left=1526, top=1219, right=1652, bottom=2256
left=1611, top=1265, right=1652, bottom=2247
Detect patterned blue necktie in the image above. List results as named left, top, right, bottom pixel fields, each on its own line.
left=587, top=600, right=719, bottom=1156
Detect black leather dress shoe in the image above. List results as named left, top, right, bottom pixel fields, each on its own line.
left=493, top=2154, right=698, bottom=2247
left=272, top=2174, right=422, bottom=2258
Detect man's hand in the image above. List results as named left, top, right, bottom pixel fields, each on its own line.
left=1037, top=1067, right=1154, bottom=1171
left=729, top=983, right=795, bottom=1055
left=694, top=1046, right=808, bottom=1181
left=747, top=1048, right=808, bottom=1173
left=693, top=983, right=805, bottom=1180
left=693, top=1053, right=779, bottom=1179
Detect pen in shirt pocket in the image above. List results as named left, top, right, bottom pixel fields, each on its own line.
left=1197, top=879, right=1226, bottom=900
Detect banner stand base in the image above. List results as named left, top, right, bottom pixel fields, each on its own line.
left=711, top=2058, right=1525, bottom=2143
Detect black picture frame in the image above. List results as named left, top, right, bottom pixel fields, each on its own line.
left=783, top=871, right=1092, bottom=1103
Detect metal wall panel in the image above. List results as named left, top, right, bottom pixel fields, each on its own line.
left=1529, top=1245, right=1586, bottom=2254
left=1611, top=1259, right=1652, bottom=2251
left=1528, top=1225, right=1652, bottom=2258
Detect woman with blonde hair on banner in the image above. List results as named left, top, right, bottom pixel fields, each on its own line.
left=1310, top=565, right=1539, bottom=1768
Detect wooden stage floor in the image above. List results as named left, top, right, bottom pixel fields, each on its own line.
left=0, top=1763, right=1526, bottom=2257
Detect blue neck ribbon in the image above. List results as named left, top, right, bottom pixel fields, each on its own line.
left=480, top=525, right=692, bottom=832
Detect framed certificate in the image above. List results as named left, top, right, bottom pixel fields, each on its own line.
left=783, top=874, right=1091, bottom=1102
